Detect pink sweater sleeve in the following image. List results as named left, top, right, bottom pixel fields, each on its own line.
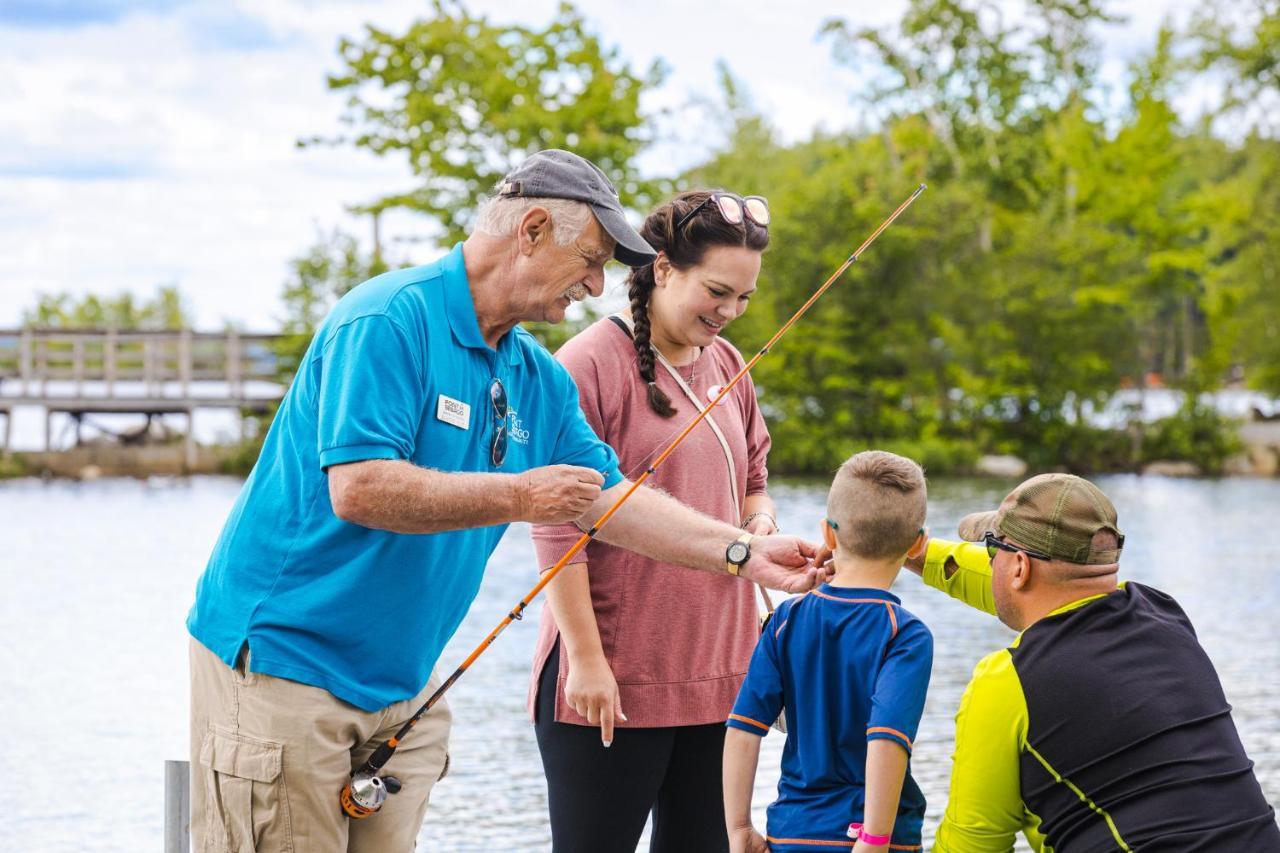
left=529, top=330, right=612, bottom=570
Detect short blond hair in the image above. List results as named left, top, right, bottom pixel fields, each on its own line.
left=827, top=450, right=927, bottom=559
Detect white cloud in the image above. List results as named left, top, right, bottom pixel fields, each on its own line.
left=0, top=0, right=1193, bottom=330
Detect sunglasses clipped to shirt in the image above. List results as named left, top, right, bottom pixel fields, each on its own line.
left=675, top=192, right=771, bottom=232
left=489, top=377, right=508, bottom=467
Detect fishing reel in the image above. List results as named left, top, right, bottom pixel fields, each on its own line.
left=340, top=770, right=402, bottom=819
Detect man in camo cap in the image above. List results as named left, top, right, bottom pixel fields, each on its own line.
left=907, top=474, right=1279, bottom=851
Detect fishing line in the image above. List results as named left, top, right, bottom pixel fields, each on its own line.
left=339, top=183, right=927, bottom=819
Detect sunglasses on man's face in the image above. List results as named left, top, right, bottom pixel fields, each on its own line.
left=675, top=192, right=770, bottom=232
left=489, top=378, right=508, bottom=467
left=983, top=532, right=1053, bottom=562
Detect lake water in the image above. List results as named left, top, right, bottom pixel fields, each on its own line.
left=0, top=474, right=1276, bottom=851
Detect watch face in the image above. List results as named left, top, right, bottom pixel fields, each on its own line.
left=727, top=541, right=750, bottom=564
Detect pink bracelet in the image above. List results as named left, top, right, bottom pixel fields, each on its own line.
left=846, top=824, right=892, bottom=846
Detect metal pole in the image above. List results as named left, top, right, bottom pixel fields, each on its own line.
left=164, top=759, right=190, bottom=853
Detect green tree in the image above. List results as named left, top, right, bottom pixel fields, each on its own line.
left=22, top=285, right=191, bottom=329
left=276, top=229, right=392, bottom=373
left=311, top=0, right=665, bottom=244
left=1186, top=0, right=1280, bottom=393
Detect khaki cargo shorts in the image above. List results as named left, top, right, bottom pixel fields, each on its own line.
left=189, top=638, right=451, bottom=853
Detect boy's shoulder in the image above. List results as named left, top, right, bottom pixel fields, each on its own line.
left=891, top=601, right=934, bottom=643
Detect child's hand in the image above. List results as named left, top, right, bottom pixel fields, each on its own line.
left=728, top=825, right=769, bottom=853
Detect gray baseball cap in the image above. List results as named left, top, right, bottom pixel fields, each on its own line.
left=496, top=149, right=657, bottom=267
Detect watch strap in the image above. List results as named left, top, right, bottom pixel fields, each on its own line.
left=727, top=531, right=753, bottom=576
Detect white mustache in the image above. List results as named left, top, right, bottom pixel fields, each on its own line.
left=565, top=283, right=589, bottom=302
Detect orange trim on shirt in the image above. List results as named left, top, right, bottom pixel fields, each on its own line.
left=809, top=591, right=894, bottom=605
left=884, top=601, right=898, bottom=638
left=728, top=713, right=771, bottom=733
left=867, top=726, right=913, bottom=748
left=774, top=618, right=789, bottom=638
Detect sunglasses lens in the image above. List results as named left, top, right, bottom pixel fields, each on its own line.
left=744, top=197, right=770, bottom=226
left=715, top=195, right=744, bottom=224
left=987, top=544, right=998, bottom=560
left=492, top=423, right=507, bottom=466
left=490, top=379, right=507, bottom=418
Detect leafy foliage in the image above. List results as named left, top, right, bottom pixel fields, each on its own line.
left=312, top=0, right=665, bottom=244
left=22, top=285, right=191, bottom=330
left=272, top=0, right=1278, bottom=475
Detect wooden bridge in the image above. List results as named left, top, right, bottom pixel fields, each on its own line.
left=0, top=328, right=287, bottom=462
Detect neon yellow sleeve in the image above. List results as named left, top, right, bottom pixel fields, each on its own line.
left=933, top=650, right=1042, bottom=853
left=922, top=538, right=997, bottom=616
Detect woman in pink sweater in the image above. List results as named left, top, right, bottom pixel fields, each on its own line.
left=529, top=190, right=775, bottom=852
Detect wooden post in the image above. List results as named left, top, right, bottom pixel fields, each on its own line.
left=105, top=329, right=117, bottom=397
left=227, top=330, right=242, bottom=400
left=19, top=329, right=31, bottom=397
left=143, top=338, right=152, bottom=396
left=164, top=760, right=191, bottom=853
left=37, top=335, right=48, bottom=397
left=1, top=410, right=10, bottom=454
left=179, top=329, right=192, bottom=400
left=185, top=408, right=196, bottom=472
left=45, top=409, right=52, bottom=452
left=72, top=335, right=85, bottom=398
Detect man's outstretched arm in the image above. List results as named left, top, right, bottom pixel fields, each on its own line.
left=587, top=479, right=831, bottom=594
left=905, top=537, right=998, bottom=616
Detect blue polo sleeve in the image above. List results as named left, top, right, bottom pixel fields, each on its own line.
left=867, top=617, right=933, bottom=755
left=727, top=622, right=783, bottom=737
left=316, top=315, right=426, bottom=469
left=548, top=367, right=623, bottom=489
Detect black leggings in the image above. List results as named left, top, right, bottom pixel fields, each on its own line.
left=534, top=643, right=731, bottom=853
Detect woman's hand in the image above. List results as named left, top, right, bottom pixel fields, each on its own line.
left=563, top=653, right=626, bottom=747
left=728, top=825, right=770, bottom=853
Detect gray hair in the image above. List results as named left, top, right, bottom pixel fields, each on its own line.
left=473, top=194, right=594, bottom=245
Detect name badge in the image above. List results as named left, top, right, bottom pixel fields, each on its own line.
left=436, top=394, right=471, bottom=430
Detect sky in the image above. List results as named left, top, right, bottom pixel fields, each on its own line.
left=0, top=0, right=1208, bottom=331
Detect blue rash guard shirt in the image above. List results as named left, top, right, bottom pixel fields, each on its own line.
left=187, top=244, right=622, bottom=711
left=728, top=586, right=933, bottom=851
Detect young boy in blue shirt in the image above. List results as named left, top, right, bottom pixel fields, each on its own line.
left=723, top=450, right=933, bottom=852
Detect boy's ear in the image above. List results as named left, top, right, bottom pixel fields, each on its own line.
left=906, top=528, right=928, bottom=560
left=821, top=519, right=838, bottom=551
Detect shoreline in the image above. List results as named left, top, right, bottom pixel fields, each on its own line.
left=2, top=432, right=1278, bottom=482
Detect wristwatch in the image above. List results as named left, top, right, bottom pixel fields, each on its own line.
left=726, top=532, right=753, bottom=576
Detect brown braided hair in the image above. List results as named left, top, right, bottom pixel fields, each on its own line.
left=627, top=191, right=770, bottom=417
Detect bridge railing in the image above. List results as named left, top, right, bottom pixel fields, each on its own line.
left=0, top=328, right=285, bottom=400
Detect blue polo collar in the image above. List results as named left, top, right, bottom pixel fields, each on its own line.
left=441, top=243, right=521, bottom=366
left=815, top=585, right=902, bottom=604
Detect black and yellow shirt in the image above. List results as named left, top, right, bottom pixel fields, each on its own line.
left=925, top=540, right=1280, bottom=852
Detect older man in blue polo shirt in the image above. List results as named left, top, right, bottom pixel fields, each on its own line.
left=186, top=150, right=829, bottom=852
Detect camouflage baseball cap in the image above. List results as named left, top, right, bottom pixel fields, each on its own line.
left=957, top=473, right=1124, bottom=565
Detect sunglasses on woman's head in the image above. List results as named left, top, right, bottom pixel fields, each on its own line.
left=675, top=192, right=770, bottom=232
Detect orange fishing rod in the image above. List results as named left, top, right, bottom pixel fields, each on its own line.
left=340, top=183, right=927, bottom=819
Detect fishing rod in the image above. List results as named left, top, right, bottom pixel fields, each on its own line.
left=340, top=183, right=927, bottom=820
